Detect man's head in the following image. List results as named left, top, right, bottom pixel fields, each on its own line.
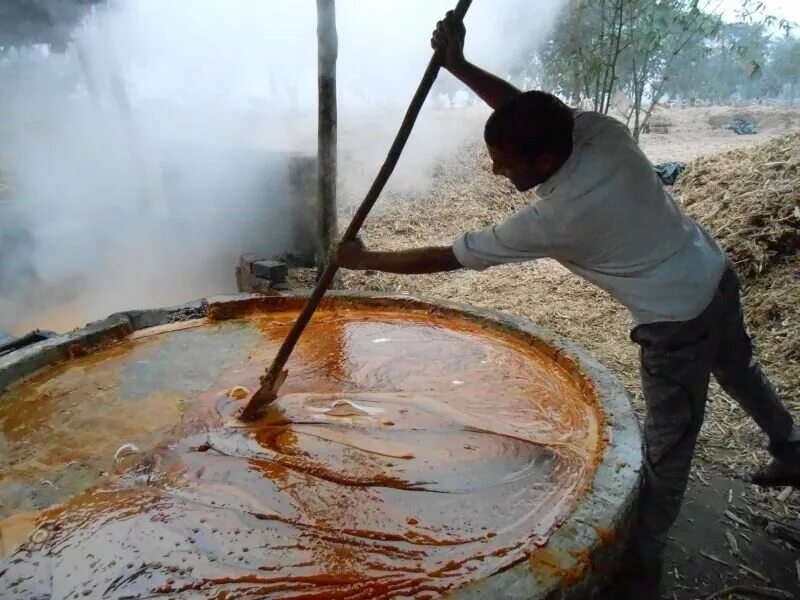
left=484, top=91, right=575, bottom=191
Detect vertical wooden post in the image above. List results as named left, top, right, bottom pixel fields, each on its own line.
left=242, top=0, right=473, bottom=421
left=316, top=0, right=338, bottom=280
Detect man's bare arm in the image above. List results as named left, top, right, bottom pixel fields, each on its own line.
left=335, top=240, right=461, bottom=275
left=432, top=11, right=521, bottom=110
left=448, top=61, right=521, bottom=110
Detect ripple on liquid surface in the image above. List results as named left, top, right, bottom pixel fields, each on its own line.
left=0, top=308, right=604, bottom=599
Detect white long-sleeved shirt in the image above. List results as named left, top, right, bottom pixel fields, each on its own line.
left=453, top=110, right=727, bottom=325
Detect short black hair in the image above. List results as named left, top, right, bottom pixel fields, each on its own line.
left=484, top=91, right=575, bottom=159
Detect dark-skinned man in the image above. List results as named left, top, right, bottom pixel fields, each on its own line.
left=335, top=11, right=800, bottom=598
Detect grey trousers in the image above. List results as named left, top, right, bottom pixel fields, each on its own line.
left=629, top=265, right=795, bottom=566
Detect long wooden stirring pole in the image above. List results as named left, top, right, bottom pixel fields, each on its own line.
left=241, top=0, right=474, bottom=421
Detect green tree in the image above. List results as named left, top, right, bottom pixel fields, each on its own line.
left=764, top=35, right=800, bottom=104
left=533, top=0, right=792, bottom=140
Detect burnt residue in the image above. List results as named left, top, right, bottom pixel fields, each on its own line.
left=0, top=307, right=604, bottom=599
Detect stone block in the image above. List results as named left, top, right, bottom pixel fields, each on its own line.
left=252, top=260, right=288, bottom=283
left=236, top=254, right=288, bottom=294
left=238, top=254, right=266, bottom=275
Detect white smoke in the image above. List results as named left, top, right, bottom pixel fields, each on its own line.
left=0, top=0, right=566, bottom=334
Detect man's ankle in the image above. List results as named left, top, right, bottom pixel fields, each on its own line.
left=623, top=537, right=664, bottom=575
left=769, top=428, right=800, bottom=461
left=606, top=547, right=663, bottom=599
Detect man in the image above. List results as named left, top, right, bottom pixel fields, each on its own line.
left=335, top=11, right=800, bottom=597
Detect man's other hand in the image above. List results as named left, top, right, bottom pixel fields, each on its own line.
left=335, top=238, right=369, bottom=270
left=431, top=10, right=466, bottom=70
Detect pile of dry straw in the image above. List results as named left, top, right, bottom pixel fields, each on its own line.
left=678, top=134, right=799, bottom=398
left=677, top=133, right=799, bottom=280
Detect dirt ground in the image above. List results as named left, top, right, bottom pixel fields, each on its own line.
left=337, top=104, right=800, bottom=599
left=666, top=473, right=800, bottom=600
left=638, top=105, right=800, bottom=163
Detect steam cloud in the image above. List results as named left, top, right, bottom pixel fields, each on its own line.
left=0, top=0, right=565, bottom=335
